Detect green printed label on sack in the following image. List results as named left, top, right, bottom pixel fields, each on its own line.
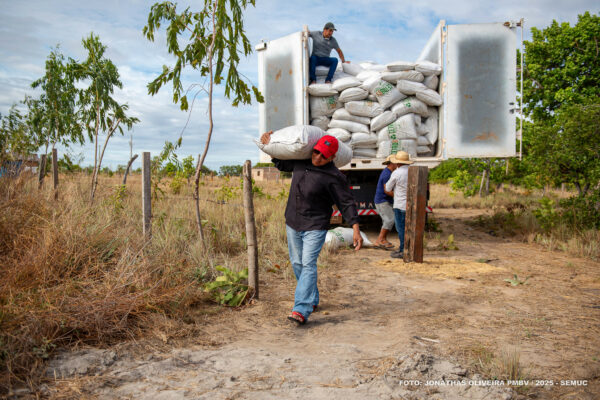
left=326, top=96, right=337, bottom=109
left=387, top=124, right=397, bottom=135
left=375, top=82, right=393, bottom=97
left=391, top=139, right=399, bottom=153
left=329, top=229, right=345, bottom=243
left=404, top=100, right=412, bottom=108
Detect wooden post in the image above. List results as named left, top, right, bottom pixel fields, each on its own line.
left=243, top=160, right=259, bottom=299
left=52, top=149, right=59, bottom=200
left=142, top=152, right=152, bottom=239
left=38, top=154, right=47, bottom=189
left=404, top=166, right=428, bottom=263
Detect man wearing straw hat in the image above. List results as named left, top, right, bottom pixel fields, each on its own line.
left=384, top=151, right=414, bottom=259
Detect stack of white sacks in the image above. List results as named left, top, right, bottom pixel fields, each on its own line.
left=308, top=60, right=442, bottom=159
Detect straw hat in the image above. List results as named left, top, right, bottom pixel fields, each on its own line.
left=385, top=151, right=414, bottom=165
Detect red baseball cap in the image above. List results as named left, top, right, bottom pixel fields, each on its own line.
left=313, top=135, right=339, bottom=159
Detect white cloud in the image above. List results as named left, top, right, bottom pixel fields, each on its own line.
left=1, top=0, right=597, bottom=169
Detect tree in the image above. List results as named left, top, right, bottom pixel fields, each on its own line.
left=74, top=33, right=139, bottom=202
left=529, top=102, right=600, bottom=197
left=521, top=12, right=600, bottom=122
left=31, top=47, right=83, bottom=154
left=143, top=0, right=263, bottom=243
left=219, top=164, right=243, bottom=176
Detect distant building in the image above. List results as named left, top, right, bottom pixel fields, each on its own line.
left=251, top=166, right=280, bottom=182
left=0, top=154, right=40, bottom=177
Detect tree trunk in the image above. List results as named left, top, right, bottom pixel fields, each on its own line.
left=91, top=120, right=120, bottom=201
left=478, top=170, right=488, bottom=197
left=122, top=154, right=138, bottom=185
left=90, top=102, right=101, bottom=202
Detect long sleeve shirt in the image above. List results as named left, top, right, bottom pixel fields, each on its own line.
left=273, top=158, right=359, bottom=231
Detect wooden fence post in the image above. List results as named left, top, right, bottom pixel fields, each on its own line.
left=142, top=152, right=152, bottom=239
left=243, top=160, right=259, bottom=299
left=52, top=149, right=59, bottom=200
left=38, top=154, right=47, bottom=189
left=404, top=166, right=428, bottom=263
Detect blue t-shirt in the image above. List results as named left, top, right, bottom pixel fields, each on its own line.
left=374, top=167, right=393, bottom=204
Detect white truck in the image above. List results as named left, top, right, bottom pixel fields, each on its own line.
left=256, top=21, right=522, bottom=220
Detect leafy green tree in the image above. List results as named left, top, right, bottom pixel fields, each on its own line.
left=529, top=102, right=600, bottom=197
left=521, top=12, right=600, bottom=121
left=143, top=0, right=263, bottom=242
left=0, top=105, right=37, bottom=165
left=219, top=164, right=243, bottom=176
left=74, top=33, right=139, bottom=202
left=31, top=47, right=83, bottom=154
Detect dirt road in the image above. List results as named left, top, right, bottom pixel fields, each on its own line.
left=43, top=209, right=600, bottom=399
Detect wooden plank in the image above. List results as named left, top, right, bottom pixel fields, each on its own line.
left=38, top=154, right=46, bottom=189
left=243, top=160, right=259, bottom=299
left=52, top=149, right=59, bottom=200
left=142, top=152, right=152, bottom=239
left=403, top=166, right=428, bottom=263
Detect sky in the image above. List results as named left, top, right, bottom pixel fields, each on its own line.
left=0, top=0, right=596, bottom=171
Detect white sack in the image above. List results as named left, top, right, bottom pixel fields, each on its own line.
left=423, top=75, right=439, bottom=90
left=350, top=132, right=378, bottom=148
left=370, top=110, right=397, bottom=132
left=325, top=227, right=373, bottom=249
left=255, top=125, right=324, bottom=160
left=327, top=128, right=352, bottom=142
left=417, top=145, right=432, bottom=154
left=342, top=63, right=364, bottom=76
left=356, top=70, right=381, bottom=82
left=353, top=148, right=378, bottom=158
left=338, top=87, right=369, bottom=103
left=381, top=70, right=424, bottom=83
left=332, top=108, right=371, bottom=125
left=311, top=116, right=330, bottom=131
left=424, top=111, right=439, bottom=145
left=425, top=106, right=439, bottom=118
left=376, top=140, right=401, bottom=158
left=416, top=88, right=443, bottom=106
left=415, top=61, right=442, bottom=76
left=417, top=135, right=431, bottom=146
left=360, top=75, right=382, bottom=92
left=391, top=97, right=428, bottom=117
left=367, top=94, right=377, bottom=101
left=378, top=114, right=418, bottom=141
left=315, top=63, right=342, bottom=76
left=371, top=80, right=406, bottom=109
left=307, top=83, right=337, bottom=96
left=417, top=123, right=429, bottom=136
left=399, top=139, right=417, bottom=157
left=334, top=140, right=353, bottom=168
left=414, top=114, right=421, bottom=127
left=332, top=76, right=361, bottom=91
left=329, top=118, right=369, bottom=134
left=365, top=64, right=386, bottom=72
left=345, top=100, right=384, bottom=118
left=310, top=95, right=342, bottom=117
left=386, top=60, right=416, bottom=71
left=396, top=80, right=428, bottom=95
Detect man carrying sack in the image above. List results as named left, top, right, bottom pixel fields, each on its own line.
left=260, top=131, right=362, bottom=325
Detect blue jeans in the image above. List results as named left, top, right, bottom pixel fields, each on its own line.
left=394, top=209, right=406, bottom=252
left=309, top=55, right=338, bottom=83
left=286, top=225, right=328, bottom=319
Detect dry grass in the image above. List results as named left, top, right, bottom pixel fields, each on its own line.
left=0, top=172, right=293, bottom=394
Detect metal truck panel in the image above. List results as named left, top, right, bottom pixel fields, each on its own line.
left=443, top=23, right=517, bottom=158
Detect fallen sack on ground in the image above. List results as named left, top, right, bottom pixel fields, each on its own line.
left=325, top=228, right=373, bottom=249
left=255, top=125, right=324, bottom=160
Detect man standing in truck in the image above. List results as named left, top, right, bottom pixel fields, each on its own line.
left=260, top=131, right=362, bottom=325
left=384, top=151, right=414, bottom=259
left=308, top=22, right=348, bottom=85
left=373, top=154, right=398, bottom=249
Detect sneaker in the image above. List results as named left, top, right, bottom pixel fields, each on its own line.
left=390, top=250, right=404, bottom=259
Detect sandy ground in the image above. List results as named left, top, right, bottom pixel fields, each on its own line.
left=39, top=208, right=600, bottom=399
